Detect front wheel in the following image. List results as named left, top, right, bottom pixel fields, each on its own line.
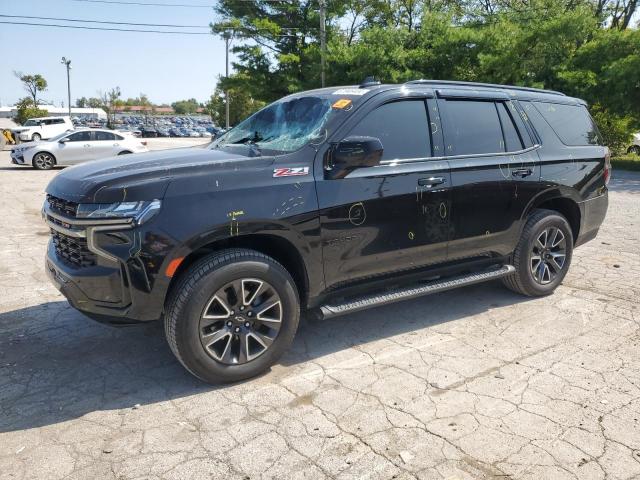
left=164, top=248, right=300, bottom=384
left=32, top=152, right=55, bottom=170
left=503, top=209, right=573, bottom=296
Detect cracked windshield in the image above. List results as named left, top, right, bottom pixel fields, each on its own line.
left=213, top=96, right=332, bottom=155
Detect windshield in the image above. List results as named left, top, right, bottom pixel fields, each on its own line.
left=24, top=119, right=41, bottom=126
left=213, top=96, right=332, bottom=154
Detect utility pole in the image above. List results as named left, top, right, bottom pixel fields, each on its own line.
left=319, top=0, right=326, bottom=87
left=61, top=57, right=72, bottom=117
left=223, top=30, right=231, bottom=129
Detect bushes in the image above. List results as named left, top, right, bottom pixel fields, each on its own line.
left=15, top=98, right=48, bottom=126
left=590, top=104, right=635, bottom=156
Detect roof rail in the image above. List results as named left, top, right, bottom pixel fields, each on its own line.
left=405, top=79, right=566, bottom=96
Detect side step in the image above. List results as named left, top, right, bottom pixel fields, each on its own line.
left=319, top=265, right=515, bottom=319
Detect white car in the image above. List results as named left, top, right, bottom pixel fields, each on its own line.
left=628, top=133, right=640, bottom=155
left=10, top=129, right=148, bottom=170
left=12, top=116, right=74, bottom=142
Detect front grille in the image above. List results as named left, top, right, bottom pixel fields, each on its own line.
left=51, top=229, right=97, bottom=268
left=47, top=194, right=79, bottom=218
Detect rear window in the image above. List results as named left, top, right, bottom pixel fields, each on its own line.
left=532, top=102, right=601, bottom=146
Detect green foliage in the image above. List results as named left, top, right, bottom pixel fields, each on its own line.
left=590, top=104, right=635, bottom=155
left=204, top=84, right=265, bottom=126
left=611, top=155, right=640, bottom=172
left=14, top=72, right=48, bottom=106
left=15, top=97, right=48, bottom=125
left=172, top=98, right=200, bottom=115
left=212, top=0, right=639, bottom=143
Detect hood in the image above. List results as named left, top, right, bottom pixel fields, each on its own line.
left=12, top=141, right=41, bottom=151
left=46, top=147, right=272, bottom=204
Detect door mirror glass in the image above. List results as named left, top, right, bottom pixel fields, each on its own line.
left=327, top=136, right=383, bottom=179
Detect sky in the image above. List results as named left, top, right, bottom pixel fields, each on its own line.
left=0, top=0, right=229, bottom=107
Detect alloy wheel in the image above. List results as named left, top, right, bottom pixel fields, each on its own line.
left=34, top=153, right=53, bottom=169
left=199, top=278, right=282, bottom=365
left=530, top=227, right=567, bottom=285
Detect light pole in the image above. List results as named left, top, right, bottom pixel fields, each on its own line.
left=61, top=57, right=71, bottom=118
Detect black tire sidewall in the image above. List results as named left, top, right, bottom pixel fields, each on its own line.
left=520, top=213, right=573, bottom=295
left=174, top=257, right=299, bottom=383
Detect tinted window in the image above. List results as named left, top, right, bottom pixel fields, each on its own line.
left=532, top=102, right=601, bottom=146
left=443, top=100, right=503, bottom=155
left=115, top=134, right=125, bottom=140
left=497, top=103, right=523, bottom=152
left=52, top=118, right=65, bottom=124
left=348, top=100, right=430, bottom=161
left=67, top=131, right=92, bottom=142
left=94, top=131, right=115, bottom=141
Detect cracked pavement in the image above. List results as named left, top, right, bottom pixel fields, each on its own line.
left=1, top=151, right=639, bottom=480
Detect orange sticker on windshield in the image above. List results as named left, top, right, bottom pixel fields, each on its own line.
left=332, top=99, right=352, bottom=109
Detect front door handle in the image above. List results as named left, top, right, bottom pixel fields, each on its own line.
left=512, top=168, right=533, bottom=178
left=418, top=176, right=446, bottom=187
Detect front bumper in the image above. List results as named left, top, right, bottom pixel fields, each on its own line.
left=44, top=204, right=174, bottom=325
left=10, top=150, right=27, bottom=165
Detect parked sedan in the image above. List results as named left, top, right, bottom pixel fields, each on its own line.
left=10, top=129, right=148, bottom=170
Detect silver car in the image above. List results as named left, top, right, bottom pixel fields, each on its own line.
left=10, top=129, right=148, bottom=170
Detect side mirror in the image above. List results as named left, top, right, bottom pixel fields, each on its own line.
left=326, top=136, right=383, bottom=179
left=58, top=137, right=68, bottom=144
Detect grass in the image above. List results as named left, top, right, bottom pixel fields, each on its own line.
left=611, top=154, right=640, bottom=172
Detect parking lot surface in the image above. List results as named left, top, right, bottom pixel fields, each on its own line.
left=1, top=146, right=639, bottom=479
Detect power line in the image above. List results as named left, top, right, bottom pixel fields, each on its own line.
left=0, top=21, right=211, bottom=34
left=70, top=0, right=213, bottom=7
left=0, top=14, right=208, bottom=28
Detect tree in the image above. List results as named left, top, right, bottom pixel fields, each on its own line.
left=99, top=87, right=122, bottom=128
left=76, top=97, right=88, bottom=108
left=171, top=98, right=200, bottom=114
left=14, top=72, right=48, bottom=106
left=204, top=83, right=265, bottom=126
left=15, top=97, right=49, bottom=125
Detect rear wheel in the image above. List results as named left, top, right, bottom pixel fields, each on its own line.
left=118, top=150, right=132, bottom=155
left=32, top=152, right=55, bottom=170
left=164, top=248, right=300, bottom=384
left=628, top=145, right=640, bottom=155
left=503, top=209, right=573, bottom=296
left=32, top=133, right=41, bottom=142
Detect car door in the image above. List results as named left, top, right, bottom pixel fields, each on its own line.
left=91, top=131, right=119, bottom=158
left=316, top=92, right=451, bottom=289
left=58, top=130, right=93, bottom=164
left=438, top=90, right=541, bottom=262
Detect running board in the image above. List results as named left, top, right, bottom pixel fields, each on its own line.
left=319, top=265, right=515, bottom=319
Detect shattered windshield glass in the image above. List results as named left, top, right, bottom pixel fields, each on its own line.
left=213, top=96, right=332, bottom=155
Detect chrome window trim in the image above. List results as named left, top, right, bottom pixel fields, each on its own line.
left=378, top=144, right=541, bottom=166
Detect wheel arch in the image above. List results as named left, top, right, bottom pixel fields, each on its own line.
left=524, top=192, right=581, bottom=243
left=167, top=233, right=310, bottom=307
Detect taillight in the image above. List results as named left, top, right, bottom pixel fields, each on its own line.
left=604, top=147, right=611, bottom=185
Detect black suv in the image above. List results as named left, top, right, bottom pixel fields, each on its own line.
left=44, top=80, right=610, bottom=383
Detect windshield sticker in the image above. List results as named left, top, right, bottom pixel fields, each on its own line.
left=332, top=99, right=352, bottom=109
left=332, top=88, right=368, bottom=96
left=273, top=167, right=309, bottom=178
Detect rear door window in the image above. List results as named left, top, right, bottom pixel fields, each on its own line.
left=442, top=100, right=504, bottom=155
left=348, top=100, right=431, bottom=161
left=532, top=102, right=601, bottom=146
left=94, top=131, right=115, bottom=141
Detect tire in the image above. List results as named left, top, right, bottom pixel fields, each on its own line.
left=502, top=209, right=573, bottom=297
left=32, top=152, right=55, bottom=170
left=164, top=248, right=300, bottom=384
left=628, top=145, right=640, bottom=156
left=32, top=133, right=41, bottom=142
left=118, top=150, right=132, bottom=155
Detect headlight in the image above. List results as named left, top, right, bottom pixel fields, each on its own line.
left=76, top=199, right=161, bottom=225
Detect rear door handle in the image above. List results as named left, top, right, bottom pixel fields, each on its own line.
left=512, top=168, right=533, bottom=178
left=418, top=176, right=446, bottom=187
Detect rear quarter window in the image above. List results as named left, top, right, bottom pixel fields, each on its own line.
left=532, top=102, right=601, bottom=146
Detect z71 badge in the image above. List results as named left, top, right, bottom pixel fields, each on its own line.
left=273, top=167, right=309, bottom=177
